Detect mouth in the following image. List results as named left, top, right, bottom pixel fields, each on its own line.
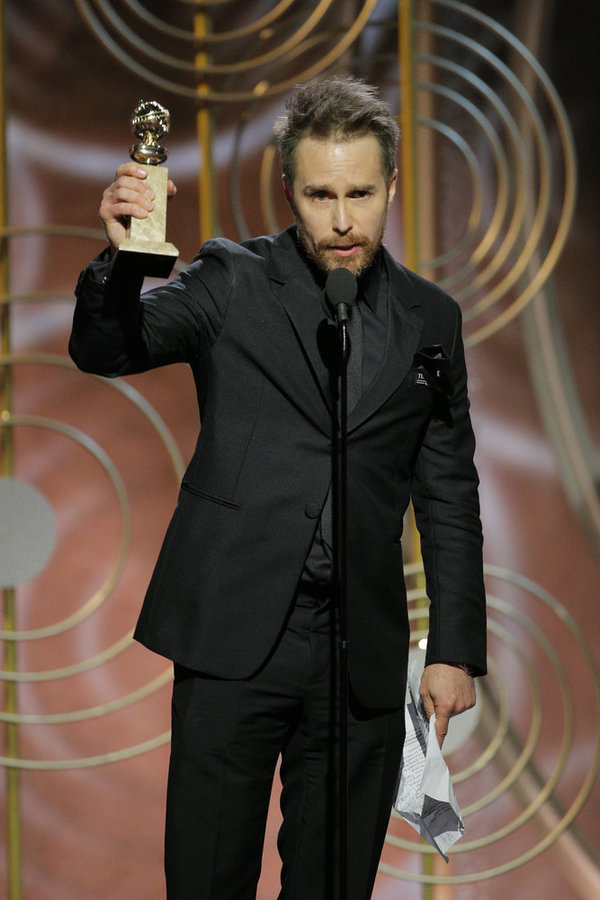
left=329, top=244, right=362, bottom=258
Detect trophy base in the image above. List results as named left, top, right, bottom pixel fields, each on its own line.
left=113, top=240, right=179, bottom=279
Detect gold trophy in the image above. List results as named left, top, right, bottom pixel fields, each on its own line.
left=114, top=100, right=179, bottom=278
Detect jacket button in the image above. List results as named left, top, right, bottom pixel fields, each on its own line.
left=305, top=502, right=320, bottom=519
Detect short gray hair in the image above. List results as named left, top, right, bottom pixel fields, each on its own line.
left=273, top=76, right=400, bottom=185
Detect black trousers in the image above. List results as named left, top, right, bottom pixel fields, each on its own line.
left=164, top=592, right=405, bottom=899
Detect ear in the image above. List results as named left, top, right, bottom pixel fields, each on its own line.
left=387, top=169, right=398, bottom=206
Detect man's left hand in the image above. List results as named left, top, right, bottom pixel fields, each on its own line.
left=419, top=663, right=476, bottom=748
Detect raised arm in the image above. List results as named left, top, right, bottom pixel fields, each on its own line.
left=70, top=166, right=234, bottom=379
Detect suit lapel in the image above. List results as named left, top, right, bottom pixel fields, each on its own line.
left=268, top=230, right=335, bottom=432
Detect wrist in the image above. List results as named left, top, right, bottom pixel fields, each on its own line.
left=447, top=662, right=476, bottom=677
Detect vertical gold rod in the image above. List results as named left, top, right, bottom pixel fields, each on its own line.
left=399, top=4, right=434, bottom=897
left=2, top=590, right=21, bottom=900
left=0, top=1, right=23, bottom=898
left=399, top=0, right=419, bottom=272
left=0, top=0, right=11, bottom=441
left=194, top=13, right=216, bottom=243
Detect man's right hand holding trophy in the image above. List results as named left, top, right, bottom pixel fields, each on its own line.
left=102, top=99, right=179, bottom=278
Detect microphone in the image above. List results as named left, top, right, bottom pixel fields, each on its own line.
left=324, top=268, right=358, bottom=324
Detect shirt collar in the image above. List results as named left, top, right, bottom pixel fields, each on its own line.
left=357, top=248, right=386, bottom=315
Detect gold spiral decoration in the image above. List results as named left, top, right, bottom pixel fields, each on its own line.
left=379, top=563, right=600, bottom=884
left=411, top=1, right=577, bottom=346
left=0, top=227, right=188, bottom=770
left=73, top=0, right=380, bottom=101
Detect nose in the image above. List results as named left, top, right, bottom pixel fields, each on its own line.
left=332, top=200, right=352, bottom=234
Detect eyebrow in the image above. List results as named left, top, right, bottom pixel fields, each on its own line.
left=302, top=182, right=376, bottom=194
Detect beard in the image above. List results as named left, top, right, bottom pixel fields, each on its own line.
left=296, top=219, right=386, bottom=278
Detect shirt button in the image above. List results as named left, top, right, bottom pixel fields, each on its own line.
left=305, top=502, right=320, bottom=519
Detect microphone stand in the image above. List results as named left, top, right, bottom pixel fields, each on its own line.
left=325, top=267, right=357, bottom=900
left=333, top=302, right=351, bottom=900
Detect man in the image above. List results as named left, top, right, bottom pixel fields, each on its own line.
left=70, top=77, right=486, bottom=899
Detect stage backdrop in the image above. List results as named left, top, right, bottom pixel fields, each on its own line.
left=1, top=2, right=599, bottom=898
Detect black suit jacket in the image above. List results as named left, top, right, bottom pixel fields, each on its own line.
left=70, top=226, right=486, bottom=708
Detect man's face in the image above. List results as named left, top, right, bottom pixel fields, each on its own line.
left=284, top=133, right=397, bottom=277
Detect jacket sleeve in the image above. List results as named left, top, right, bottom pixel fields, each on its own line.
left=69, top=243, right=234, bottom=377
left=410, top=303, right=487, bottom=676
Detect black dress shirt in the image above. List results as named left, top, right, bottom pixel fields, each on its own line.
left=302, top=249, right=389, bottom=587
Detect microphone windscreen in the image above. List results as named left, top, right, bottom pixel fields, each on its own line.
left=325, top=267, right=358, bottom=309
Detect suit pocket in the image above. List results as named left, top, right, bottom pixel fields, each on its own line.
left=181, top=480, right=241, bottom=510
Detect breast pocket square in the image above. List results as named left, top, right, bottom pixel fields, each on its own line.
left=413, top=346, right=453, bottom=396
